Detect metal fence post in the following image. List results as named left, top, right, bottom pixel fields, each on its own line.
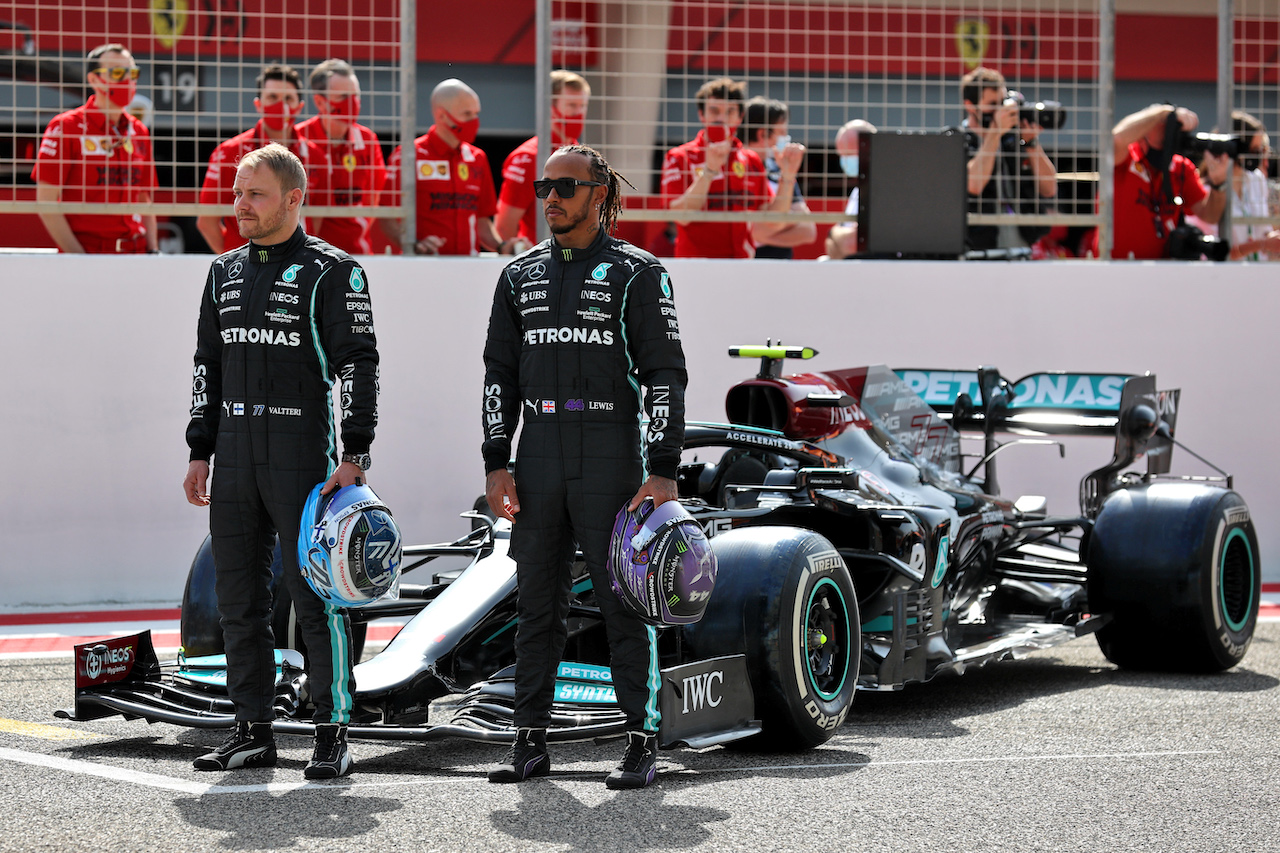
left=400, top=0, right=417, bottom=256
left=1098, top=0, right=1116, bottom=260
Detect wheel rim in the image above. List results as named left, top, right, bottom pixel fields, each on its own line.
left=1219, top=528, right=1255, bottom=633
left=805, top=578, right=852, bottom=701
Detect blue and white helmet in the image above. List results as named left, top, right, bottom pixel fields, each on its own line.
left=298, top=481, right=402, bottom=608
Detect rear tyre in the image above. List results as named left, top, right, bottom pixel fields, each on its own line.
left=1088, top=484, right=1259, bottom=672
left=684, top=526, right=860, bottom=749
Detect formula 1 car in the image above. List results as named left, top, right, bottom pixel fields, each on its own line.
left=58, top=346, right=1261, bottom=754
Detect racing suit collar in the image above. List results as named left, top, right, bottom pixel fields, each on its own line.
left=247, top=226, right=307, bottom=264
left=549, top=226, right=607, bottom=262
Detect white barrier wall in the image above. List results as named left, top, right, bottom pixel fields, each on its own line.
left=2, top=253, right=1275, bottom=609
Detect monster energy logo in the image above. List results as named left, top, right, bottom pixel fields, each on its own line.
left=675, top=540, right=687, bottom=554
left=668, top=594, right=680, bottom=607
left=258, top=250, right=269, bottom=262
left=562, top=248, right=572, bottom=260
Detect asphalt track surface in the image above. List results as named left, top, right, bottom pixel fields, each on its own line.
left=1, top=617, right=1278, bottom=853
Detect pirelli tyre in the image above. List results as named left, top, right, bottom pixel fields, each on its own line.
left=179, top=535, right=366, bottom=662
left=1087, top=483, right=1260, bottom=673
left=683, top=526, right=860, bottom=749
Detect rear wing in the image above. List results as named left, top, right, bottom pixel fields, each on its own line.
left=896, top=368, right=1180, bottom=474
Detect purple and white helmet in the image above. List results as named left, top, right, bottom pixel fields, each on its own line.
left=607, top=498, right=717, bottom=626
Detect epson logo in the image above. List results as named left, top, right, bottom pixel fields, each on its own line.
left=524, top=327, right=615, bottom=346
left=680, top=670, right=723, bottom=714
left=220, top=328, right=302, bottom=347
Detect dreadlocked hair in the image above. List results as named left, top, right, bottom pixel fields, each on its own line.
left=556, top=143, right=634, bottom=235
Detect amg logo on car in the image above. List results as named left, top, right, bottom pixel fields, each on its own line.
left=680, top=670, right=723, bottom=714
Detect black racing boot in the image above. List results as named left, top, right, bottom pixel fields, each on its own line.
left=488, top=727, right=550, bottom=783
left=193, top=721, right=277, bottom=771
left=605, top=731, right=658, bottom=790
left=305, top=724, right=353, bottom=779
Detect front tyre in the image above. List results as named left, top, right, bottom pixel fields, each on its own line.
left=1088, top=484, right=1260, bottom=672
left=685, top=526, right=860, bottom=749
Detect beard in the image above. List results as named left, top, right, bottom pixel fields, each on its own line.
left=238, top=198, right=290, bottom=241
left=547, top=202, right=592, bottom=235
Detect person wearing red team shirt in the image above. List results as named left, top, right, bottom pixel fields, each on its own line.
left=382, top=78, right=520, bottom=256
left=660, top=77, right=800, bottom=258
left=494, top=70, right=591, bottom=248
left=295, top=59, right=386, bottom=255
left=1093, top=103, right=1229, bottom=259
left=33, top=43, right=158, bottom=254
left=197, top=64, right=330, bottom=254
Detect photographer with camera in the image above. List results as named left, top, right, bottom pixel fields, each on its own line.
left=1198, top=111, right=1280, bottom=261
left=1101, top=103, right=1229, bottom=260
left=956, top=67, right=1059, bottom=254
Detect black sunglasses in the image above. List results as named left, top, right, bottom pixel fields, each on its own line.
left=533, top=178, right=603, bottom=199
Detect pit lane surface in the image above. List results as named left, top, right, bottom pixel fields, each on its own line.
left=2, top=622, right=1279, bottom=853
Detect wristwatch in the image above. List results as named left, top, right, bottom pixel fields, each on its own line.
left=341, top=452, right=372, bottom=471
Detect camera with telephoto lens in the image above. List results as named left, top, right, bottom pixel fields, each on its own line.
left=1167, top=223, right=1230, bottom=261
left=1178, top=131, right=1241, bottom=160
left=1003, top=91, right=1068, bottom=130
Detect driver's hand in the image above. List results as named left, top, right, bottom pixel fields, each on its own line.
left=486, top=468, right=520, bottom=521
left=628, top=475, right=678, bottom=511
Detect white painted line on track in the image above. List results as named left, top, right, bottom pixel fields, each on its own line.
left=0, top=746, right=1221, bottom=796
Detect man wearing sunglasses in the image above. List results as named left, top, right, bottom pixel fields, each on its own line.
left=482, top=145, right=687, bottom=789
left=33, top=43, right=158, bottom=254
left=295, top=59, right=386, bottom=255
left=382, top=78, right=518, bottom=255
left=198, top=64, right=332, bottom=254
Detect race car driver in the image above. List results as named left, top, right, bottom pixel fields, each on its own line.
left=183, top=143, right=379, bottom=780
left=481, top=144, right=688, bottom=789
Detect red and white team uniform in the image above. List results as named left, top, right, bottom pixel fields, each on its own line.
left=385, top=126, right=497, bottom=256
left=295, top=117, right=386, bottom=254
left=199, top=121, right=332, bottom=252
left=660, top=129, right=773, bottom=259
left=498, top=128, right=578, bottom=241
left=32, top=95, right=158, bottom=253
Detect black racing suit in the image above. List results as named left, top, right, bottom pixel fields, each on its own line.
left=187, top=226, right=379, bottom=725
left=481, top=229, right=687, bottom=733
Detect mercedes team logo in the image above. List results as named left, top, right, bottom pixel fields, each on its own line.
left=526, top=262, right=546, bottom=280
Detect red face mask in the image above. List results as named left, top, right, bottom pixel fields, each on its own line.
left=552, top=106, right=584, bottom=144
left=446, top=111, right=480, bottom=145
left=105, top=82, right=136, bottom=109
left=324, top=94, right=360, bottom=120
left=261, top=99, right=302, bottom=132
